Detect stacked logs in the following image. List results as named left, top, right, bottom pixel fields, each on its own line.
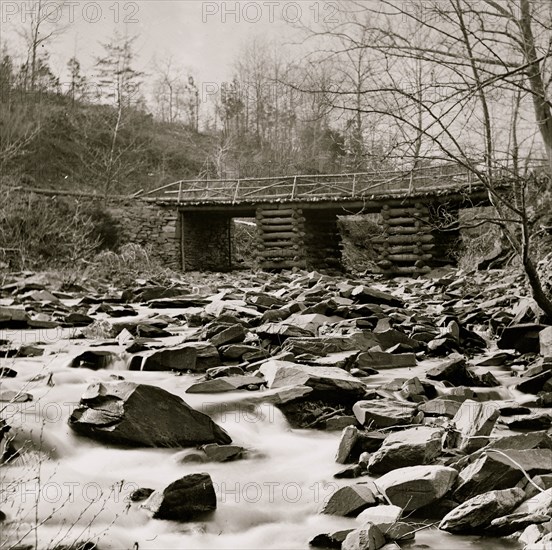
left=373, top=203, right=434, bottom=275
left=255, top=205, right=306, bottom=270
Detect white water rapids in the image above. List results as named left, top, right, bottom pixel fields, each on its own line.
left=0, top=316, right=526, bottom=549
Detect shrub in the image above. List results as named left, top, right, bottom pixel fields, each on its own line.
left=0, top=190, right=100, bottom=270
left=86, top=243, right=175, bottom=287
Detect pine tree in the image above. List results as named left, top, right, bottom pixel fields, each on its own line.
left=96, top=31, right=143, bottom=109
left=67, top=56, right=86, bottom=105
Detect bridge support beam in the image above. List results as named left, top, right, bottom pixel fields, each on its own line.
left=373, top=203, right=434, bottom=276
left=181, top=212, right=232, bottom=271
left=255, top=205, right=306, bottom=270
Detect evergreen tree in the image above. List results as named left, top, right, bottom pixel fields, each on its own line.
left=96, top=31, right=143, bottom=109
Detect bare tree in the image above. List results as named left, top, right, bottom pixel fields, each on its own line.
left=297, top=0, right=552, bottom=314
left=17, top=0, right=67, bottom=92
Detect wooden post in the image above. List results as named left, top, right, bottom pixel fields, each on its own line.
left=177, top=181, right=183, bottom=203
left=291, top=176, right=297, bottom=199
left=233, top=179, right=241, bottom=203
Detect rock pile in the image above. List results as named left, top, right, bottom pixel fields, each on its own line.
left=2, top=268, right=552, bottom=547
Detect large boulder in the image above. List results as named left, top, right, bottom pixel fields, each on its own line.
left=142, top=473, right=216, bottom=521
left=368, top=426, right=443, bottom=474
left=130, top=342, right=220, bottom=372
left=448, top=400, right=499, bottom=452
left=69, top=381, right=231, bottom=447
left=375, top=465, right=458, bottom=512
left=453, top=449, right=552, bottom=502
left=439, top=488, right=526, bottom=533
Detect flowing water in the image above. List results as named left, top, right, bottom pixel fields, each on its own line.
left=0, top=310, right=527, bottom=549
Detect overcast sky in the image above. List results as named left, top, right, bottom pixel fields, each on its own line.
left=1, top=1, right=314, bottom=86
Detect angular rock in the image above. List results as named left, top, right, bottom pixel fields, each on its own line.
left=375, top=465, right=458, bottom=512
left=502, top=412, right=552, bottom=430
left=454, top=449, right=552, bottom=502
left=205, top=365, right=245, bottom=379
left=202, top=443, right=244, bottom=462
left=334, top=465, right=365, bottom=479
left=353, top=400, right=417, bottom=429
left=439, top=487, right=526, bottom=533
left=351, top=286, right=403, bottom=307
left=209, top=324, right=246, bottom=347
left=516, top=370, right=552, bottom=394
left=356, top=505, right=402, bottom=526
left=373, top=329, right=423, bottom=352
left=540, top=326, right=552, bottom=357
left=0, top=390, right=32, bottom=402
left=498, top=323, right=545, bottom=354
left=131, top=344, right=197, bottom=372
left=399, top=377, right=426, bottom=402
left=64, top=312, right=95, bottom=327
left=426, top=354, right=477, bottom=387
left=342, top=523, right=386, bottom=550
left=129, top=487, right=154, bottom=502
left=309, top=530, right=354, bottom=548
left=0, top=307, right=30, bottom=328
left=142, top=473, right=216, bottom=521
left=0, top=367, right=17, bottom=378
left=321, top=483, right=377, bottom=516
left=69, top=381, right=231, bottom=447
left=326, top=416, right=358, bottom=430
left=487, top=431, right=552, bottom=452
left=356, top=351, right=416, bottom=370
left=336, top=425, right=360, bottom=464
left=71, top=350, right=117, bottom=370
left=419, top=398, right=462, bottom=418
left=488, top=488, right=552, bottom=535
left=186, top=375, right=264, bottom=394
left=282, top=332, right=380, bottom=356
left=368, top=427, right=443, bottom=474
left=259, top=360, right=366, bottom=396
left=219, top=345, right=260, bottom=361
left=449, top=400, right=499, bottom=452
left=256, top=323, right=313, bottom=341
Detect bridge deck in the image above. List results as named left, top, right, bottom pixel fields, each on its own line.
left=140, top=164, right=483, bottom=205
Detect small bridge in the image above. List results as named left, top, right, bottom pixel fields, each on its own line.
left=137, top=163, right=498, bottom=274
left=141, top=163, right=479, bottom=205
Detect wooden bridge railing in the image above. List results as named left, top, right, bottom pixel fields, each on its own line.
left=140, top=163, right=478, bottom=204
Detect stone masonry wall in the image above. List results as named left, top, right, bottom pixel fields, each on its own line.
left=107, top=199, right=181, bottom=269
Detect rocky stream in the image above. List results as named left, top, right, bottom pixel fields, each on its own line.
left=0, top=268, right=551, bottom=550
